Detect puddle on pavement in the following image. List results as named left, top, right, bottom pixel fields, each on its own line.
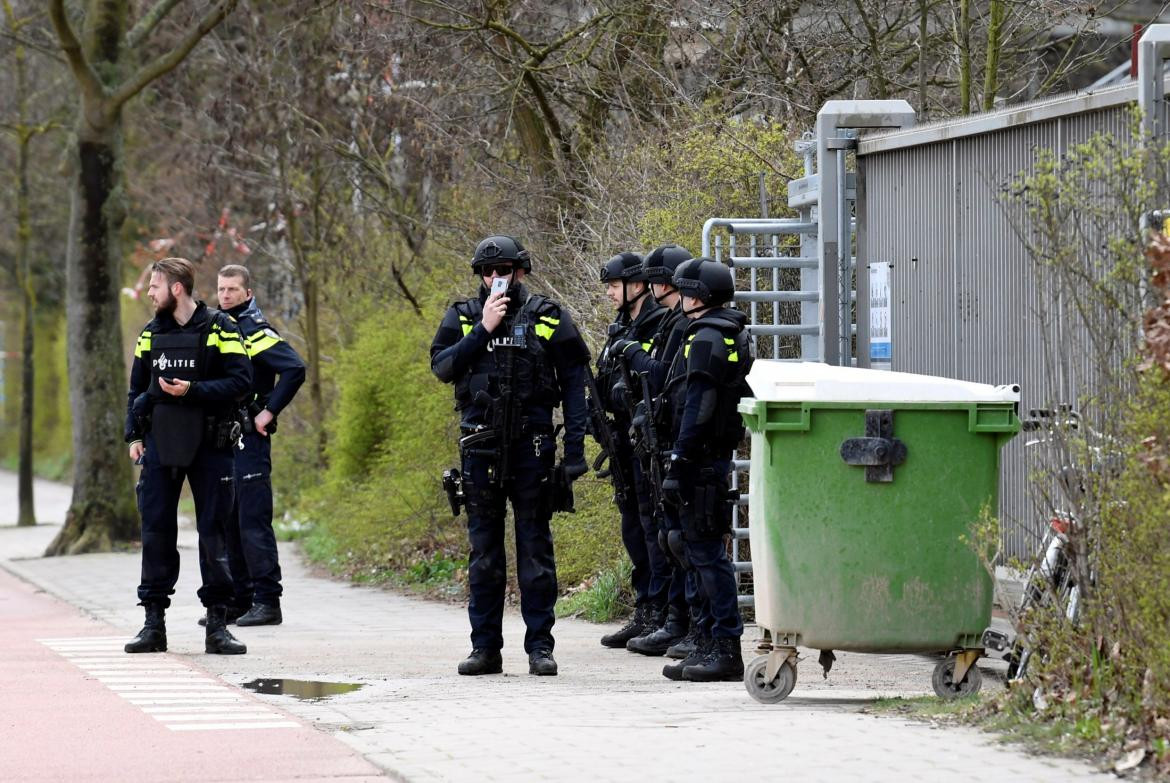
left=241, top=678, right=364, bottom=701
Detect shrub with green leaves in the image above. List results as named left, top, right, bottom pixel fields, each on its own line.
left=297, top=302, right=462, bottom=576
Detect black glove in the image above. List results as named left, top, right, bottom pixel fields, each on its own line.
left=661, top=452, right=694, bottom=507
left=611, top=338, right=641, bottom=358
left=563, top=457, right=589, bottom=481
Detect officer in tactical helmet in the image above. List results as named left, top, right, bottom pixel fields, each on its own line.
left=124, top=257, right=252, bottom=656
left=593, top=252, right=672, bottom=652
left=658, top=258, right=753, bottom=682
left=430, top=235, right=590, bottom=677
left=608, top=246, right=708, bottom=661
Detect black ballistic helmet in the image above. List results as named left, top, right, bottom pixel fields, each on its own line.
left=674, top=257, right=734, bottom=306
left=642, top=244, right=693, bottom=285
left=599, top=252, right=646, bottom=282
left=472, top=235, right=531, bottom=271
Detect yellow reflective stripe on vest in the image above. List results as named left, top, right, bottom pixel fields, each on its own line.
left=683, top=333, right=695, bottom=359
left=725, top=337, right=739, bottom=362
left=459, top=314, right=473, bottom=337
left=134, top=332, right=152, bottom=358
left=206, top=330, right=246, bottom=355
left=641, top=339, right=653, bottom=352
left=245, top=332, right=281, bottom=357
left=535, top=315, right=558, bottom=341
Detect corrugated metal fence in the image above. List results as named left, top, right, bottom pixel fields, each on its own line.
left=857, top=84, right=1146, bottom=559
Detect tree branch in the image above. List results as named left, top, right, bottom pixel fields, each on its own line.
left=125, top=0, right=183, bottom=49
left=106, top=0, right=238, bottom=113
left=46, top=0, right=105, bottom=101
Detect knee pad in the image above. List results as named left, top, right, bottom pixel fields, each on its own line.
left=667, top=529, right=689, bottom=568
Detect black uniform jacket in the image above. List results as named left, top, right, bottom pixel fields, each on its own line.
left=225, top=297, right=306, bottom=416
left=125, top=302, right=253, bottom=443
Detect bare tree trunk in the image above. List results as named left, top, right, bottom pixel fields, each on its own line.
left=47, top=130, right=140, bottom=554
left=16, top=131, right=36, bottom=526
left=982, top=0, right=1006, bottom=112
left=918, top=0, right=929, bottom=118
left=956, top=0, right=971, bottom=115
left=285, top=206, right=325, bottom=466
left=45, top=0, right=237, bottom=554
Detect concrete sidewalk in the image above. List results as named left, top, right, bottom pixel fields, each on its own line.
left=0, top=471, right=1111, bottom=782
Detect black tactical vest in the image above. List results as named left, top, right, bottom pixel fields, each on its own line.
left=453, top=294, right=559, bottom=414
left=148, top=329, right=211, bottom=467
left=664, top=310, right=754, bottom=456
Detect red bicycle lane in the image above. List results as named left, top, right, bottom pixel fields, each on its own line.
left=0, top=566, right=387, bottom=782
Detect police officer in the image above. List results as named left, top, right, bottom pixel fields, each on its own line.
left=594, top=252, right=674, bottom=652
left=213, top=264, right=306, bottom=627
left=610, top=246, right=705, bottom=659
left=430, top=235, right=590, bottom=676
left=124, top=257, right=252, bottom=655
left=658, top=258, right=753, bottom=681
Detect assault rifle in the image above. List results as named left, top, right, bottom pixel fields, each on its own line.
left=470, top=311, right=527, bottom=485
left=583, top=364, right=630, bottom=503
left=624, top=359, right=666, bottom=527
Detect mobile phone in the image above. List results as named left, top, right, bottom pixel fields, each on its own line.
left=490, top=277, right=508, bottom=296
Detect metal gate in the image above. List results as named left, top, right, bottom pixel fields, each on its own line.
left=701, top=102, right=917, bottom=604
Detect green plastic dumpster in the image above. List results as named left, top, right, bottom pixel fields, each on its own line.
left=737, top=361, right=1020, bottom=703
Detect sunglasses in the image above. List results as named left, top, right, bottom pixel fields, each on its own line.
left=480, top=264, right=515, bottom=278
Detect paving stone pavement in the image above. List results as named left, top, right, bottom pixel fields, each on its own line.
left=0, top=471, right=1114, bottom=782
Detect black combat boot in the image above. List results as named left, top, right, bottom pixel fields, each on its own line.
left=528, top=648, right=558, bottom=676
left=627, top=605, right=688, bottom=656
left=125, top=604, right=167, bottom=653
left=662, top=634, right=711, bottom=680
left=236, top=603, right=282, bottom=626
left=196, top=605, right=245, bottom=627
left=681, top=636, right=744, bottom=682
left=205, top=606, right=248, bottom=655
left=458, top=648, right=503, bottom=676
left=600, top=605, right=654, bottom=649
left=665, top=624, right=702, bottom=660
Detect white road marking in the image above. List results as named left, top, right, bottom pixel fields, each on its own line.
left=95, top=674, right=215, bottom=678
left=143, top=705, right=273, bottom=714
left=39, top=640, right=300, bottom=732
left=166, top=721, right=300, bottom=731
left=125, top=697, right=253, bottom=705
left=107, top=683, right=226, bottom=691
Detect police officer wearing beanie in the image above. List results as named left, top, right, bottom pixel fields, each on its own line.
left=658, top=258, right=753, bottom=682
left=610, top=246, right=710, bottom=661
left=213, top=265, right=306, bottom=628
left=594, top=252, right=672, bottom=651
left=124, top=257, right=252, bottom=656
left=431, top=235, right=590, bottom=676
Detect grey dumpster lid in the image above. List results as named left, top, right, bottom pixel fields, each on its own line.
left=746, top=361, right=1020, bottom=403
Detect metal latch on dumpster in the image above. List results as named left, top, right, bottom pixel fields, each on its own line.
left=839, top=409, right=907, bottom=483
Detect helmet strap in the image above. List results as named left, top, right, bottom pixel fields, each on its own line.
left=620, top=280, right=648, bottom=312
left=652, top=283, right=677, bottom=304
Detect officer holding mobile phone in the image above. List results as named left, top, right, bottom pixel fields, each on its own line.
left=430, top=235, right=590, bottom=677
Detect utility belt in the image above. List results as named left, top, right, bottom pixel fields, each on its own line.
left=459, top=421, right=555, bottom=442
left=206, top=416, right=244, bottom=450
left=444, top=423, right=571, bottom=517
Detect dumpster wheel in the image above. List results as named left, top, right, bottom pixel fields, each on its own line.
left=932, top=654, right=983, bottom=699
left=745, top=652, right=797, bottom=704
